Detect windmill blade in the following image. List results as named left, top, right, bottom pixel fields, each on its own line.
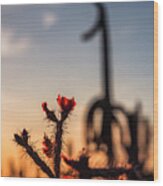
left=81, top=3, right=105, bottom=41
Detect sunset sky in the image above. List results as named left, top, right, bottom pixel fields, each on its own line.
left=2, top=1, right=154, bottom=175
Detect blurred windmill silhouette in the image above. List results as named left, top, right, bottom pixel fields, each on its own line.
left=82, top=3, right=120, bottom=165
left=82, top=3, right=151, bottom=167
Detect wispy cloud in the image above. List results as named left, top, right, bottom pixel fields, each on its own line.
left=42, top=12, right=57, bottom=30
left=2, top=28, right=31, bottom=58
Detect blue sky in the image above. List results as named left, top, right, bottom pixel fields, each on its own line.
left=2, top=2, right=154, bottom=156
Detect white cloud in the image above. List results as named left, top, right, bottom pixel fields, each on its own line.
left=42, top=12, right=56, bottom=30
left=2, top=28, right=30, bottom=58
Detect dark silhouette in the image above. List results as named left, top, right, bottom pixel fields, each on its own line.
left=82, top=3, right=153, bottom=174
left=125, top=103, right=141, bottom=165
left=14, top=132, right=55, bottom=178
left=82, top=3, right=120, bottom=165
left=62, top=150, right=144, bottom=180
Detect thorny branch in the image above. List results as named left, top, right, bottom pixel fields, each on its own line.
left=14, top=132, right=55, bottom=178
left=62, top=154, right=144, bottom=180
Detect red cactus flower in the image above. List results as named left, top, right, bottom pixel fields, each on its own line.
left=42, top=102, right=47, bottom=112
left=61, top=175, right=74, bottom=179
left=42, top=134, right=54, bottom=158
left=57, top=95, right=76, bottom=112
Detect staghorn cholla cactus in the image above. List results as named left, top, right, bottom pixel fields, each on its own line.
left=14, top=95, right=76, bottom=178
